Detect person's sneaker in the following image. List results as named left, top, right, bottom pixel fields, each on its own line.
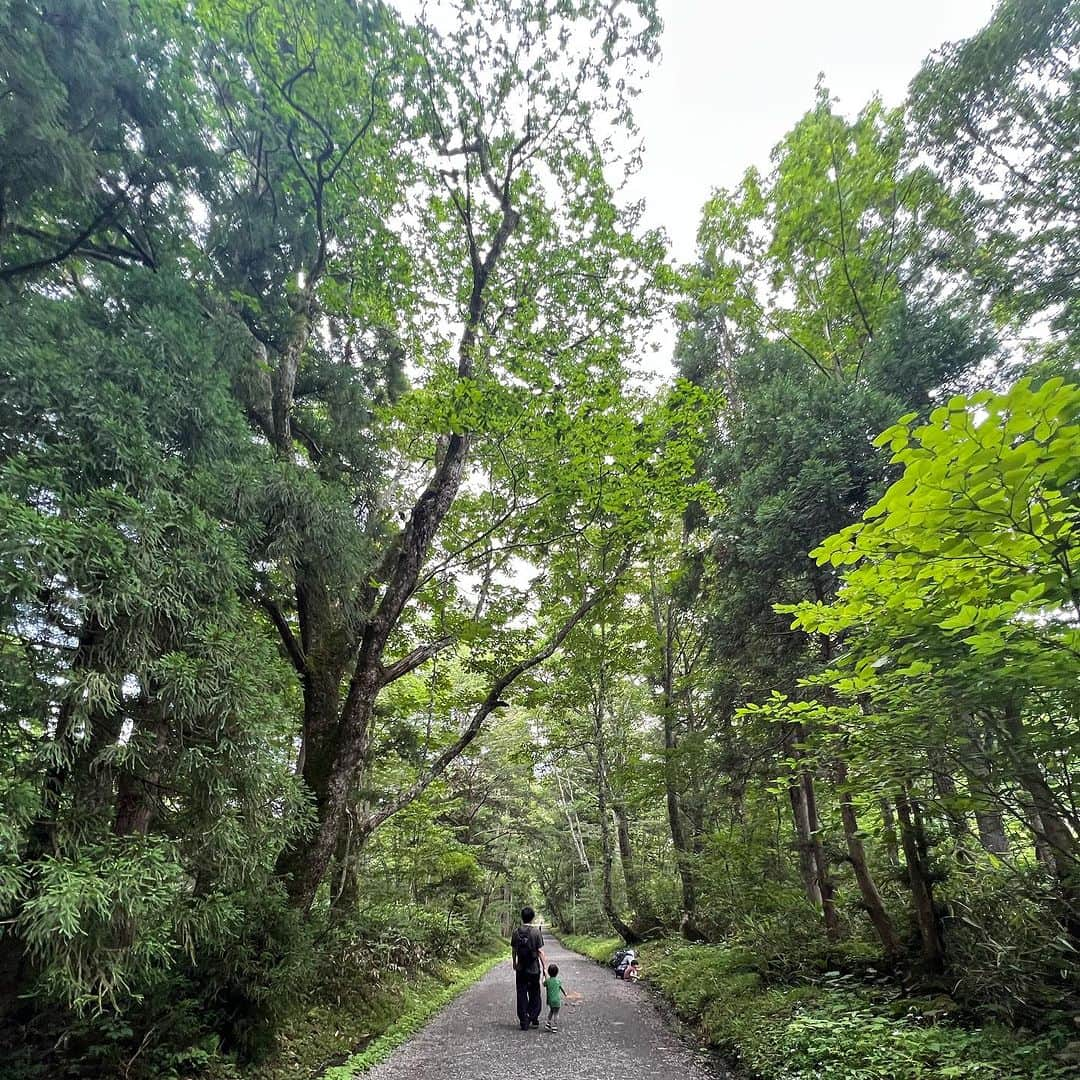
left=530, top=1019, right=540, bottom=1027
left=544, top=1022, right=553, bottom=1031
left=550, top=1024, right=559, bottom=1032
left=520, top=1022, right=529, bottom=1030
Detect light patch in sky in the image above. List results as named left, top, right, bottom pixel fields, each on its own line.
left=629, top=0, right=999, bottom=263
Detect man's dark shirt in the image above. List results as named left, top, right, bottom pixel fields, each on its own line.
left=512, top=923, right=544, bottom=976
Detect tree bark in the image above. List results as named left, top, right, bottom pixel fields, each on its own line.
left=802, top=762, right=840, bottom=940
left=931, top=756, right=971, bottom=857
left=880, top=798, right=901, bottom=867
left=593, top=626, right=638, bottom=945
left=784, top=724, right=839, bottom=941
left=959, top=724, right=1010, bottom=855
left=836, top=761, right=901, bottom=959
left=896, top=789, right=945, bottom=971
left=262, top=137, right=524, bottom=913
left=1023, top=800, right=1055, bottom=868
left=998, top=704, right=1080, bottom=938
left=788, top=769, right=823, bottom=908
left=612, top=798, right=660, bottom=935
left=650, top=580, right=702, bottom=938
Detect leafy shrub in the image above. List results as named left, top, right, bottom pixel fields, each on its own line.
left=637, top=938, right=1074, bottom=1080
left=17, top=837, right=187, bottom=1012
left=940, top=862, right=1078, bottom=1022
left=559, top=934, right=624, bottom=963
left=190, top=884, right=315, bottom=1062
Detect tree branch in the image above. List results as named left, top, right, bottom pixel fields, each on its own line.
left=379, top=634, right=455, bottom=686
left=357, top=547, right=635, bottom=839
left=260, top=598, right=307, bottom=676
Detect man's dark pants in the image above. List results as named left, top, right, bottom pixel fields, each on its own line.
left=515, top=970, right=542, bottom=1028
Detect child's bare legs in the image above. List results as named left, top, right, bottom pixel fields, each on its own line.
left=545, top=1006, right=561, bottom=1031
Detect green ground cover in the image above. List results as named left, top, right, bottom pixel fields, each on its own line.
left=561, top=934, right=1076, bottom=1080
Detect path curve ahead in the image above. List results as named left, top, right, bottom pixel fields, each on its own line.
left=365, top=936, right=726, bottom=1080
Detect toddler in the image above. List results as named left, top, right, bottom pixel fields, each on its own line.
left=543, top=963, right=564, bottom=1031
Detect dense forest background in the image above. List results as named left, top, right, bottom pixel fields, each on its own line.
left=0, top=0, right=1077, bottom=1077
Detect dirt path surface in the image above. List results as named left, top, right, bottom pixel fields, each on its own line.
left=364, top=936, right=726, bottom=1080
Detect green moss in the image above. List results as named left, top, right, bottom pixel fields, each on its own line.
left=558, top=934, right=624, bottom=964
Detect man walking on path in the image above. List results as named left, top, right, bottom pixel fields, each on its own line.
left=511, top=906, right=547, bottom=1030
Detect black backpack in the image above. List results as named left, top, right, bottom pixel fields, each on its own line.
left=513, top=925, right=539, bottom=967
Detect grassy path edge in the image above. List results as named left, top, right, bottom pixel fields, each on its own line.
left=321, top=953, right=504, bottom=1079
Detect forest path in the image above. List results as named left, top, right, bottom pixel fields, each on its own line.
left=364, top=935, right=728, bottom=1080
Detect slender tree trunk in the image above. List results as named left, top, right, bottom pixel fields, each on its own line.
left=931, top=756, right=970, bottom=858
left=784, top=724, right=839, bottom=940
left=593, top=632, right=638, bottom=945
left=960, top=724, right=1010, bottom=855
left=880, top=798, right=900, bottom=868
left=612, top=799, right=659, bottom=934
left=802, top=764, right=840, bottom=940
left=1000, top=707, right=1079, bottom=873
left=896, top=789, right=945, bottom=971
left=788, top=767, right=823, bottom=907
left=837, top=761, right=901, bottom=959
left=1023, top=800, right=1055, bottom=868
left=658, top=615, right=701, bottom=937
left=998, top=706, right=1080, bottom=939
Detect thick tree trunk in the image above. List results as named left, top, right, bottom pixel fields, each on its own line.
left=837, top=761, right=901, bottom=959
left=896, top=789, right=945, bottom=971
left=975, top=807, right=1010, bottom=855
left=328, top=798, right=369, bottom=920
left=264, top=161, right=524, bottom=914
left=113, top=710, right=170, bottom=838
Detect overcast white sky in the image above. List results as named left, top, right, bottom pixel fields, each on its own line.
left=629, top=0, right=998, bottom=263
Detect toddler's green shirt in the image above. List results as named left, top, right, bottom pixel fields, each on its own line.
left=544, top=975, right=563, bottom=1007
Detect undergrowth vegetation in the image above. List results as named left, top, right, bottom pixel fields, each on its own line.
left=565, top=935, right=1077, bottom=1079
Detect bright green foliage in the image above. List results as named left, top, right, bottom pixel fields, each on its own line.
left=693, top=87, right=955, bottom=378
left=3, top=0, right=1079, bottom=1075
left=910, top=0, right=1080, bottom=347
left=792, top=377, right=1080, bottom=705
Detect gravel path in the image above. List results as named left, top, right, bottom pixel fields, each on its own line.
left=365, top=936, right=726, bottom=1080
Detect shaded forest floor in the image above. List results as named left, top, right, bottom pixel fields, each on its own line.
left=250, top=953, right=503, bottom=1080
left=560, top=934, right=1078, bottom=1079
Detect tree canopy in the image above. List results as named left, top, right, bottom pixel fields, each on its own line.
left=1, top=1, right=1077, bottom=1077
